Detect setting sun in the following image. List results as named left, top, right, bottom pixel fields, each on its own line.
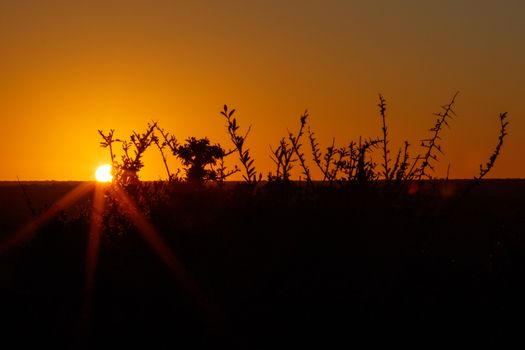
left=95, top=164, right=113, bottom=183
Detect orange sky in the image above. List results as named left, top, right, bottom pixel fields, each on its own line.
left=1, top=0, right=523, bottom=180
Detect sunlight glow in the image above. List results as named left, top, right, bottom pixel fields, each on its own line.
left=95, top=164, right=113, bottom=183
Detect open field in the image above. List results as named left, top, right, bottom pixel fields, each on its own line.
left=1, top=180, right=525, bottom=348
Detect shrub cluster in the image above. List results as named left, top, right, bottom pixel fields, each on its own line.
left=98, top=93, right=509, bottom=193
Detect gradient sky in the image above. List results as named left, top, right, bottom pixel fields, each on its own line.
left=0, top=0, right=523, bottom=180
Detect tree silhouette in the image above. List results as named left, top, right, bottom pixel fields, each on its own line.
left=175, top=137, right=226, bottom=183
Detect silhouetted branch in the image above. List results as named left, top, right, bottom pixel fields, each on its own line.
left=221, top=105, right=261, bottom=186
left=416, top=91, right=459, bottom=180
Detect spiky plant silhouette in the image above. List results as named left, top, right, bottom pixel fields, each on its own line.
left=476, top=112, right=509, bottom=181
left=153, top=124, right=179, bottom=181
left=98, top=122, right=158, bottom=186
left=414, top=92, right=459, bottom=180
left=463, top=112, right=509, bottom=195
left=220, top=105, right=261, bottom=187
left=97, top=93, right=509, bottom=196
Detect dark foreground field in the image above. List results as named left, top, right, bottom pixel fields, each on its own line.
left=1, top=180, right=524, bottom=348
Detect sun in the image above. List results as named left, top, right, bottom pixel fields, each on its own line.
left=95, top=164, right=113, bottom=183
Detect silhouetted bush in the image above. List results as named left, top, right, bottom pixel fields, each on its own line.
left=98, top=93, right=509, bottom=195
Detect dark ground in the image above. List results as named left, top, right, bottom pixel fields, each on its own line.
left=0, top=179, right=524, bottom=348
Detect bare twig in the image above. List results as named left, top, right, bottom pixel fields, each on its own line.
left=416, top=92, right=459, bottom=180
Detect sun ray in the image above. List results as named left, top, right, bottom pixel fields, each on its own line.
left=112, top=187, right=223, bottom=328
left=0, top=182, right=95, bottom=255
left=79, top=183, right=106, bottom=340
left=113, top=187, right=200, bottom=291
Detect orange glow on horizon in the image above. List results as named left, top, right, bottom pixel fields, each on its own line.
left=0, top=1, right=523, bottom=180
